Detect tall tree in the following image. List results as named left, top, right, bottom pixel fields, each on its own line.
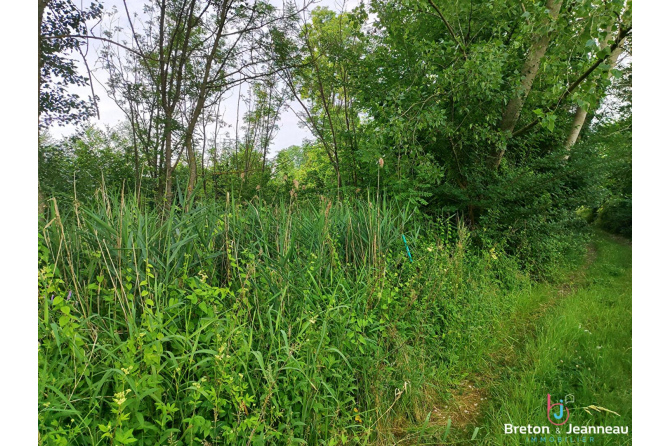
left=104, top=0, right=306, bottom=207
left=282, top=7, right=367, bottom=191
left=494, top=0, right=563, bottom=168
left=564, top=2, right=631, bottom=149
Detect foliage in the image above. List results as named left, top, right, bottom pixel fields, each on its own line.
left=39, top=126, right=138, bottom=211
left=37, top=1, right=634, bottom=442
left=591, top=65, right=632, bottom=237
left=39, top=0, right=103, bottom=127
left=38, top=192, right=539, bottom=445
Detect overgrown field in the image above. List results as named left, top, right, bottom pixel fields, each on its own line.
left=39, top=195, right=596, bottom=445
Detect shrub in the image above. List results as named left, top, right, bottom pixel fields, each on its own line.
left=596, top=198, right=632, bottom=238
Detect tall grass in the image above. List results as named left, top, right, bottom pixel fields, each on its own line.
left=480, top=235, right=632, bottom=445
left=38, top=190, right=530, bottom=445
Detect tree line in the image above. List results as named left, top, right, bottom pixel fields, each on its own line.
left=39, top=0, right=633, bottom=266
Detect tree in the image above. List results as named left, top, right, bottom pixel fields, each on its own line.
left=39, top=0, right=103, bottom=127
left=282, top=7, right=368, bottom=193
left=494, top=0, right=563, bottom=168
left=103, top=0, right=307, bottom=207
left=564, top=2, right=631, bottom=150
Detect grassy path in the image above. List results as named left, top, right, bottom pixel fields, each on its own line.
left=470, top=233, right=632, bottom=445
left=406, top=233, right=632, bottom=445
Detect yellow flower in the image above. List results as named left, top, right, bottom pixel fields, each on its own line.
left=355, top=414, right=363, bottom=423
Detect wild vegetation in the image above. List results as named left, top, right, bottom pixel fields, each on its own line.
left=38, top=0, right=632, bottom=444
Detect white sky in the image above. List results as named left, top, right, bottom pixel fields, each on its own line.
left=49, top=0, right=360, bottom=157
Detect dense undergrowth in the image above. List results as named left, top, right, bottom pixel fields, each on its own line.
left=38, top=192, right=580, bottom=445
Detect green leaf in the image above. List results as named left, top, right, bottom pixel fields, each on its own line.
left=471, top=427, right=480, bottom=440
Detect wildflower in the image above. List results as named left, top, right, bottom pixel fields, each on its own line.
left=378, top=158, right=384, bottom=168
left=67, top=290, right=72, bottom=300
left=355, top=414, right=363, bottom=423
left=113, top=389, right=131, bottom=406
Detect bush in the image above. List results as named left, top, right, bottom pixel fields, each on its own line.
left=597, top=198, right=632, bottom=238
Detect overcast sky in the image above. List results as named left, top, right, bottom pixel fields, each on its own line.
left=49, top=0, right=360, bottom=157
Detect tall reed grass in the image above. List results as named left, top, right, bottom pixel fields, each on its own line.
left=38, top=190, right=528, bottom=445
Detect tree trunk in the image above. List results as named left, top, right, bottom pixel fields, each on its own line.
left=500, top=0, right=563, bottom=133
left=564, top=105, right=588, bottom=149
left=564, top=39, right=624, bottom=149
left=495, top=0, right=563, bottom=168
left=184, top=15, right=225, bottom=204
left=185, top=129, right=198, bottom=206
left=163, top=114, right=174, bottom=208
